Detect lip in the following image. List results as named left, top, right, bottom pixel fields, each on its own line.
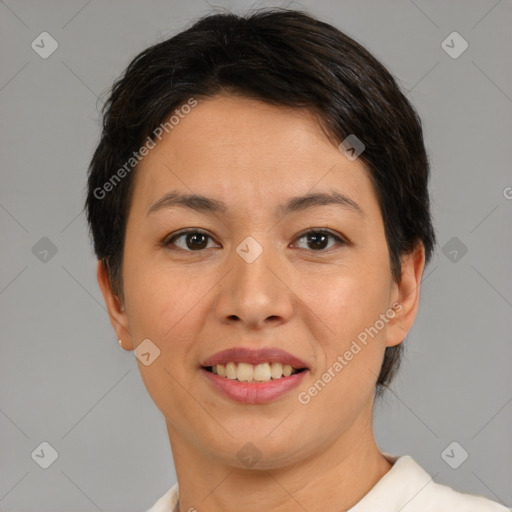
left=201, top=347, right=309, bottom=369
left=201, top=367, right=309, bottom=404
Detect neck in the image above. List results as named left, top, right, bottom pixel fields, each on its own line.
left=167, top=407, right=391, bottom=512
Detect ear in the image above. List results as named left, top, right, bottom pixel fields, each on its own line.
left=96, top=260, right=134, bottom=351
left=386, top=242, right=426, bottom=348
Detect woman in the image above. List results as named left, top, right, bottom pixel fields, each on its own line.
left=85, top=8, right=509, bottom=512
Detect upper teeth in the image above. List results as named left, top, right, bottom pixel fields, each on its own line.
left=211, top=362, right=298, bottom=382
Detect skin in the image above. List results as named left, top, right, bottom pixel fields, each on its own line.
left=97, top=94, right=425, bottom=512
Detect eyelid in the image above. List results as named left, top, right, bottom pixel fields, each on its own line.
left=163, top=228, right=219, bottom=247
left=292, top=228, right=348, bottom=248
left=166, top=227, right=210, bottom=239
left=297, top=227, right=347, bottom=241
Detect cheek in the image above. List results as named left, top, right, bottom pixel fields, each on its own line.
left=122, top=261, right=210, bottom=414
left=123, top=256, right=218, bottom=375
left=295, top=250, right=391, bottom=391
left=123, top=246, right=198, bottom=328
left=298, top=258, right=390, bottom=340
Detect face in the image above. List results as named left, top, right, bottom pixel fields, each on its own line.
left=98, top=94, right=424, bottom=470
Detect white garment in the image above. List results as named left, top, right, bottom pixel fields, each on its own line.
left=146, top=454, right=510, bottom=512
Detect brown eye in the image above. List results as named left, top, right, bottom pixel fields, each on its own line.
left=164, top=230, right=219, bottom=251
left=294, top=229, right=346, bottom=251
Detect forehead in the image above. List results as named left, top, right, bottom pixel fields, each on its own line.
left=131, top=95, right=379, bottom=219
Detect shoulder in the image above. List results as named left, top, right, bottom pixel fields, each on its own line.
left=350, top=454, right=510, bottom=512
left=145, top=482, right=179, bottom=512
left=420, top=478, right=510, bottom=511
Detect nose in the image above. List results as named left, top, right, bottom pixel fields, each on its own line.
left=213, top=242, right=294, bottom=330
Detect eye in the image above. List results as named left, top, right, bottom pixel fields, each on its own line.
left=293, top=228, right=346, bottom=251
left=163, top=229, right=220, bottom=251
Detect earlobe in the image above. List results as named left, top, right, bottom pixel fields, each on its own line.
left=96, top=260, right=134, bottom=351
left=386, top=243, right=426, bottom=348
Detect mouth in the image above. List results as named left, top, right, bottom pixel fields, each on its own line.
left=201, top=364, right=309, bottom=404
left=200, top=347, right=310, bottom=403
left=203, top=362, right=307, bottom=383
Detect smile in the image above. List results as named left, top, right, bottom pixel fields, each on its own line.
left=201, top=365, right=309, bottom=404
left=204, top=361, right=305, bottom=382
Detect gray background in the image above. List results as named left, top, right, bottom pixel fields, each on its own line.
left=1, top=0, right=511, bottom=510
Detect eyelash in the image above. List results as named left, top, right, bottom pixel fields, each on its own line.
left=163, top=228, right=347, bottom=253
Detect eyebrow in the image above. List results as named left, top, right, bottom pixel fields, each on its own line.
left=146, top=190, right=364, bottom=218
